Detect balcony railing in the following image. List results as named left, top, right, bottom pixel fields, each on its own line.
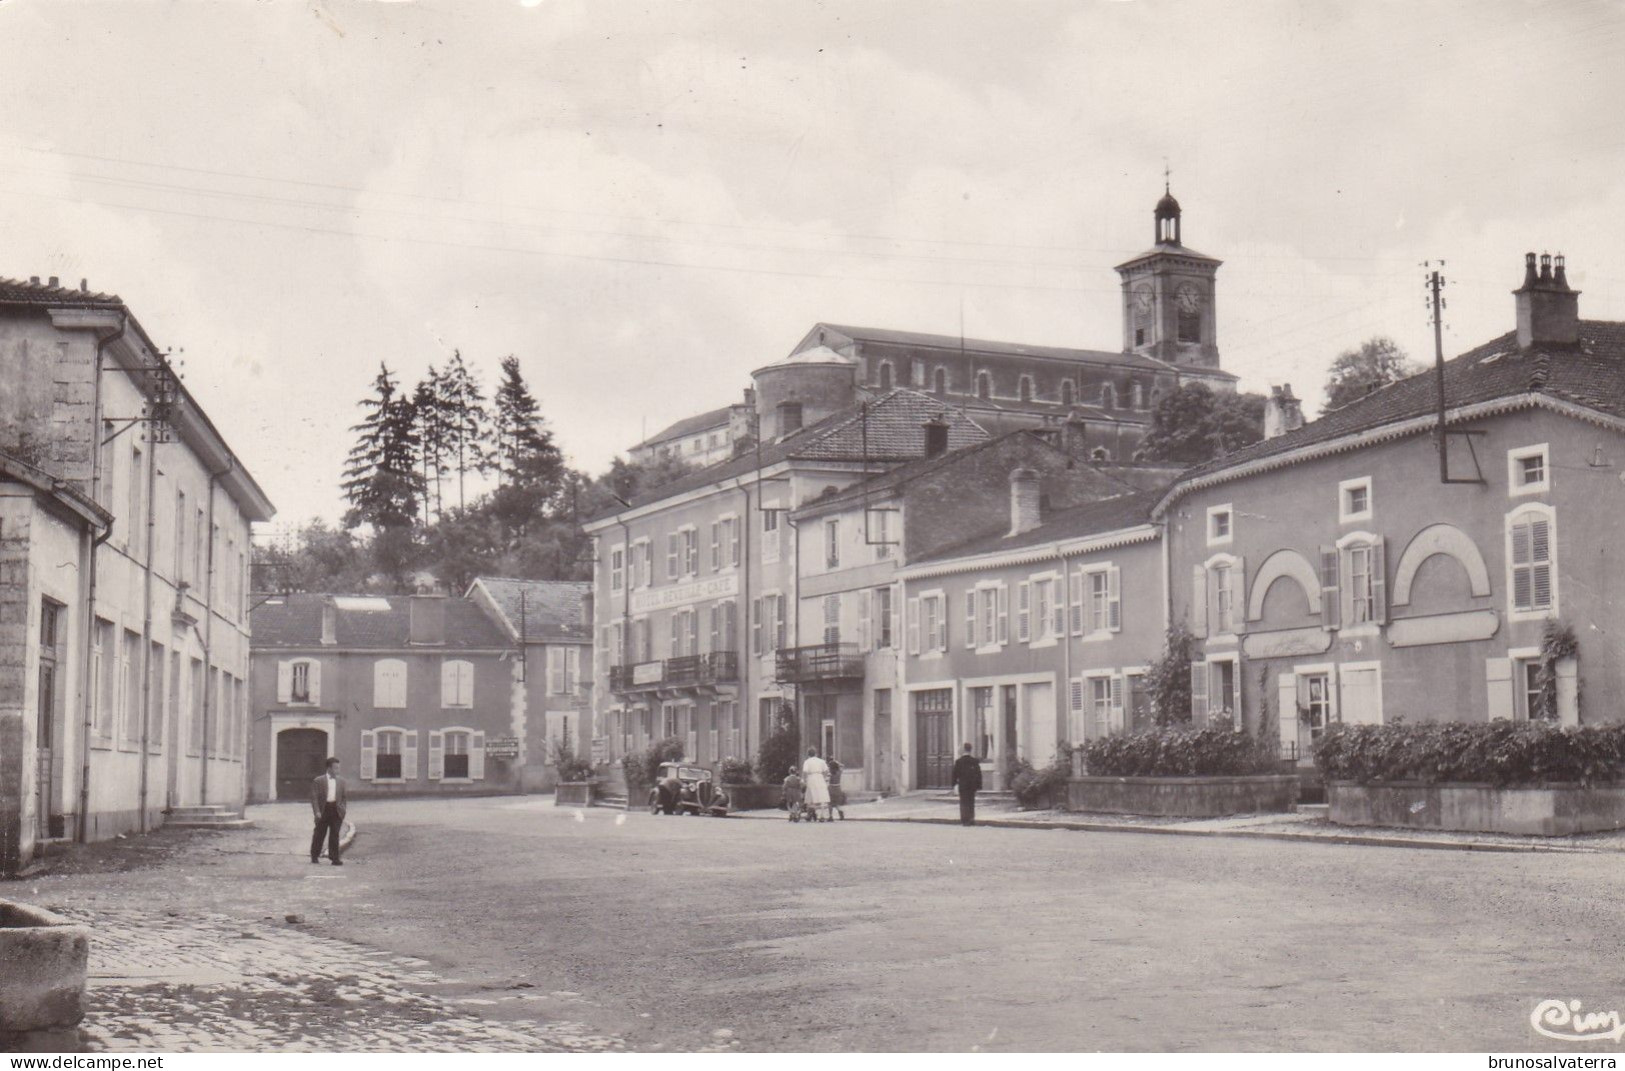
left=775, top=642, right=864, bottom=684
left=610, top=651, right=739, bottom=694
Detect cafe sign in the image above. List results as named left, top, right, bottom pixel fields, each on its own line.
left=629, top=572, right=739, bottom=614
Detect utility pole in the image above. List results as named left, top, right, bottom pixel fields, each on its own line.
left=1427, top=263, right=1448, bottom=483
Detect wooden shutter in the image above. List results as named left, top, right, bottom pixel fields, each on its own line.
left=752, top=598, right=762, bottom=655
left=1276, top=672, right=1298, bottom=760
left=470, top=731, right=486, bottom=780
left=1190, top=564, right=1208, bottom=638
left=1107, top=566, right=1122, bottom=632
left=1016, top=582, right=1031, bottom=643
left=996, top=585, right=1009, bottom=645
left=730, top=519, right=741, bottom=566
left=857, top=590, right=871, bottom=650
left=891, top=586, right=902, bottom=651
left=1108, top=675, right=1125, bottom=735
left=711, top=522, right=721, bottom=571
left=667, top=532, right=679, bottom=578
left=687, top=612, right=699, bottom=656
left=1052, top=580, right=1066, bottom=638
left=428, top=730, right=445, bottom=780
left=276, top=661, right=292, bottom=703
left=1230, top=556, right=1245, bottom=635
left=1531, top=518, right=1553, bottom=608
left=308, top=661, right=322, bottom=706
left=443, top=661, right=459, bottom=707
left=1319, top=547, right=1341, bottom=631
left=1190, top=661, right=1209, bottom=721
left=964, top=590, right=977, bottom=649
left=906, top=597, right=920, bottom=655
left=359, top=730, right=376, bottom=780
left=708, top=604, right=721, bottom=653
left=1485, top=658, right=1514, bottom=720
left=1069, top=569, right=1085, bottom=635
left=1556, top=657, right=1579, bottom=725
left=402, top=730, right=419, bottom=781
left=1369, top=540, right=1387, bottom=623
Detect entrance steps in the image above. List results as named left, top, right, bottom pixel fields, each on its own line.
left=594, top=793, right=629, bottom=810
left=924, top=790, right=1017, bottom=805
left=1293, top=803, right=1329, bottom=818
left=163, top=805, right=253, bottom=830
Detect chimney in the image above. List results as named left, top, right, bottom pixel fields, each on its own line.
left=320, top=599, right=337, bottom=646
left=409, top=594, right=447, bottom=646
left=1514, top=251, right=1580, bottom=349
left=1061, top=415, right=1090, bottom=458
left=1008, top=467, right=1042, bottom=536
left=922, top=415, right=950, bottom=458
left=47, top=276, right=58, bottom=288
left=1263, top=383, right=1305, bottom=439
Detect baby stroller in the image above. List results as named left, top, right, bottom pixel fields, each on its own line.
left=783, top=767, right=821, bottom=824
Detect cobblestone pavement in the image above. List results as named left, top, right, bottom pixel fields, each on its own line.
left=58, top=903, right=626, bottom=1052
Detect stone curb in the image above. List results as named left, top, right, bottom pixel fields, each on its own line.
left=729, top=809, right=1603, bottom=853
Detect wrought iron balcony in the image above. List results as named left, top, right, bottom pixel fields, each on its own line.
left=703, top=651, right=738, bottom=683
left=775, top=642, right=864, bottom=684
left=610, top=661, right=665, bottom=693
left=610, top=651, right=740, bottom=694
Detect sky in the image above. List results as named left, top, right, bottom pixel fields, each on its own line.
left=3, top=0, right=1624, bottom=533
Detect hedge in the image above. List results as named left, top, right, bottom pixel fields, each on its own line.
left=1079, top=727, right=1278, bottom=777
left=1314, top=721, right=1625, bottom=787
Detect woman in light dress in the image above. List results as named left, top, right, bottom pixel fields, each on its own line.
left=801, top=747, right=832, bottom=823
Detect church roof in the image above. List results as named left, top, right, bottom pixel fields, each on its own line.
left=805, top=322, right=1175, bottom=374
left=1115, top=241, right=1221, bottom=268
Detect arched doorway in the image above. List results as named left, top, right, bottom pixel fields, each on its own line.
left=276, top=728, right=329, bottom=802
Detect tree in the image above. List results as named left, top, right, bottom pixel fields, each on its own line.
left=1139, top=384, right=1266, bottom=465
left=490, top=355, right=566, bottom=538
left=1147, top=624, right=1196, bottom=726
left=1323, top=336, right=1423, bottom=410
left=411, top=365, right=450, bottom=526
left=437, top=350, right=490, bottom=511
left=341, top=363, right=423, bottom=534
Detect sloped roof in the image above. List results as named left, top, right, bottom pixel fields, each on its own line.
left=915, top=489, right=1162, bottom=564
left=1170, top=321, right=1625, bottom=494
left=633, top=405, right=733, bottom=450
left=469, top=577, right=590, bottom=643
left=251, top=593, right=510, bottom=650
left=0, top=276, right=124, bottom=308
left=601, top=388, right=990, bottom=516
left=810, top=322, right=1176, bottom=374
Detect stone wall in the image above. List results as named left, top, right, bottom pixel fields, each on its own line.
left=1066, top=774, right=1299, bottom=818
left=1328, top=781, right=1625, bottom=837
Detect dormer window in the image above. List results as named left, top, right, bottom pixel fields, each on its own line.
left=976, top=372, right=991, bottom=399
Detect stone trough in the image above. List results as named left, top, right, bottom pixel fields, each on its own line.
left=0, top=899, right=90, bottom=1049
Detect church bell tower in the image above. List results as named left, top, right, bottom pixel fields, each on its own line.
left=1115, top=184, right=1223, bottom=370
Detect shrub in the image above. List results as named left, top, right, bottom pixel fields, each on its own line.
left=720, top=757, right=755, bottom=785
left=1314, top=720, right=1625, bottom=787
left=1146, top=624, right=1196, bottom=726
left=757, top=701, right=801, bottom=784
left=1079, top=726, right=1278, bottom=777
left=550, top=742, right=596, bottom=783
left=1011, top=748, right=1072, bottom=809
left=623, top=736, right=687, bottom=799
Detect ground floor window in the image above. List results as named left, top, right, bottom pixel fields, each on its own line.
left=1302, top=673, right=1332, bottom=739
left=376, top=730, right=404, bottom=779
left=1514, top=658, right=1551, bottom=721
left=969, top=686, right=993, bottom=760
left=445, top=731, right=471, bottom=779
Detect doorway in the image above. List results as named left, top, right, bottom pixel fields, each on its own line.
left=913, top=688, right=953, bottom=788
left=873, top=689, right=892, bottom=794
left=36, top=600, right=62, bottom=839
left=276, top=728, right=329, bottom=802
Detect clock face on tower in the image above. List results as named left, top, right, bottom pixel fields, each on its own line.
left=1176, top=283, right=1202, bottom=313
left=1133, top=284, right=1153, bottom=313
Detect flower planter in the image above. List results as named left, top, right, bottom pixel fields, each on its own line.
left=722, top=783, right=782, bottom=811
left=554, top=781, right=597, bottom=807
left=0, top=900, right=90, bottom=1045
left=1066, top=774, right=1299, bottom=817
left=1328, top=780, right=1625, bottom=836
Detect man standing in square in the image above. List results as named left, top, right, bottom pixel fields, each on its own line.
left=311, top=757, right=347, bottom=865
left=951, top=743, right=982, bottom=826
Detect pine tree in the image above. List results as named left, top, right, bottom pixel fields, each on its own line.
left=437, top=350, right=490, bottom=511
left=341, top=363, right=424, bottom=533
left=412, top=365, right=450, bottom=525
left=490, top=355, right=565, bottom=521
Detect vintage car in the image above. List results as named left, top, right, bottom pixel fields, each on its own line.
left=648, top=762, right=730, bottom=817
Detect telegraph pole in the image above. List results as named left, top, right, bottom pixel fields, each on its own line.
left=1426, top=263, right=1448, bottom=483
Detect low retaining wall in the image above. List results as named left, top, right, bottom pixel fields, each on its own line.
left=1328, top=781, right=1625, bottom=836
left=554, top=782, right=597, bottom=807
left=1067, top=775, right=1299, bottom=818
left=0, top=900, right=90, bottom=1045
left=723, top=784, right=781, bottom=812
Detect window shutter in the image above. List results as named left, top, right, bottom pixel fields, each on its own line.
left=1052, top=580, right=1066, bottom=639
left=276, top=660, right=291, bottom=704
left=964, top=591, right=976, bottom=649
left=308, top=661, right=322, bottom=706
left=731, top=520, right=741, bottom=567
left=1068, top=678, right=1085, bottom=740
left=1230, top=556, right=1245, bottom=634
left=667, top=533, right=678, bottom=578
left=1069, top=570, right=1085, bottom=636
left=442, top=662, right=457, bottom=707
left=1369, top=540, right=1387, bottom=623
left=774, top=596, right=787, bottom=651
left=752, top=598, right=763, bottom=655
left=402, top=730, right=419, bottom=780
left=1190, top=661, right=1209, bottom=721
left=1556, top=657, right=1579, bottom=726
left=1107, top=566, right=1122, bottom=632
left=906, top=597, right=920, bottom=655
left=707, top=604, right=720, bottom=654
left=711, top=522, right=721, bottom=571
left=857, top=591, right=871, bottom=650
left=1190, top=565, right=1208, bottom=638
left=1485, top=658, right=1514, bottom=720
left=1017, top=582, right=1031, bottom=643
left=1531, top=518, right=1553, bottom=608
left=1108, top=675, right=1125, bottom=736
left=360, top=730, right=376, bottom=780
left=891, top=587, right=902, bottom=651
left=996, top=585, right=1009, bottom=645
left=428, top=730, right=445, bottom=780
left=1319, top=547, right=1341, bottom=631
left=470, top=731, right=486, bottom=780
left=1276, top=672, right=1299, bottom=760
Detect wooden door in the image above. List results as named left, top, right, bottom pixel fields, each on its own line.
left=277, top=729, right=329, bottom=802
left=913, top=689, right=953, bottom=788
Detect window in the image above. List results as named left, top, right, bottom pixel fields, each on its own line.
left=976, top=372, right=991, bottom=399
left=711, top=516, right=740, bottom=570
left=1213, top=563, right=1235, bottom=634
left=1089, top=676, right=1115, bottom=739
left=1133, top=383, right=1144, bottom=409
left=1347, top=544, right=1376, bottom=623
left=1206, top=504, right=1233, bottom=546
left=1512, top=658, right=1554, bottom=722
left=374, top=659, right=407, bottom=708
left=1508, top=444, right=1550, bottom=496
left=1508, top=506, right=1557, bottom=617
left=823, top=595, right=840, bottom=645
left=870, top=508, right=892, bottom=560
left=1339, top=476, right=1373, bottom=523
left=1018, top=376, right=1033, bottom=402
left=666, top=532, right=679, bottom=579
left=1060, top=380, right=1074, bottom=407
left=610, top=545, right=625, bottom=592
left=92, top=619, right=114, bottom=742
left=762, top=508, right=781, bottom=564
left=375, top=730, right=404, bottom=780
left=683, top=528, right=699, bottom=576
left=445, top=730, right=471, bottom=778
left=874, top=586, right=893, bottom=648
left=291, top=660, right=312, bottom=704
left=914, top=593, right=946, bottom=653
left=933, top=367, right=948, bottom=393
left=1101, top=383, right=1117, bottom=410
left=122, top=629, right=141, bottom=747
left=174, top=490, right=187, bottom=582
left=1192, top=658, right=1240, bottom=726
left=442, top=659, right=474, bottom=707
left=128, top=443, right=143, bottom=555
left=825, top=518, right=840, bottom=569
left=970, top=687, right=994, bottom=760
left=878, top=360, right=894, bottom=390
left=752, top=594, right=787, bottom=655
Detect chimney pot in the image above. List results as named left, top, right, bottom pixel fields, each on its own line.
left=1539, top=253, right=1553, bottom=283
left=47, top=276, right=58, bottom=288
left=29, top=276, right=39, bottom=285
left=1515, top=251, right=1581, bottom=349
left=1263, top=383, right=1305, bottom=439
left=1554, top=253, right=1570, bottom=291
left=1522, top=252, right=1538, bottom=289
left=320, top=599, right=337, bottom=646
left=1008, top=467, right=1042, bottom=536
left=923, top=415, right=950, bottom=458
left=80, top=278, right=88, bottom=292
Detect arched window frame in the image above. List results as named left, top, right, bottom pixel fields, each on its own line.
left=361, top=724, right=418, bottom=783
left=1018, top=375, right=1034, bottom=402
left=1505, top=502, right=1559, bottom=622
left=975, top=371, right=991, bottom=399
left=429, top=724, right=486, bottom=782
left=877, top=360, right=894, bottom=390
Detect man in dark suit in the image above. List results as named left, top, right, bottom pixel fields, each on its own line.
left=950, top=743, right=983, bottom=826
left=310, top=757, right=347, bottom=865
